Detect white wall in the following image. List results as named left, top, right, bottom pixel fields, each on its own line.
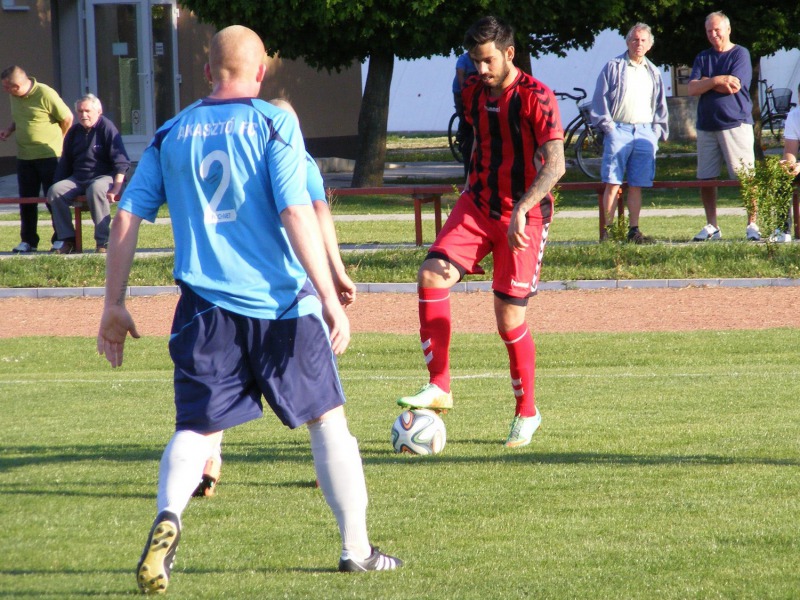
left=363, top=29, right=800, bottom=132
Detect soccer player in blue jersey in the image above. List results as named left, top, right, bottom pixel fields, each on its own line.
left=193, top=98, right=357, bottom=498
left=96, top=25, right=400, bottom=594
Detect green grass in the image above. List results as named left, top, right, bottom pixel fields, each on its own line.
left=2, top=238, right=800, bottom=288
left=3, top=229, right=800, bottom=288
left=1, top=149, right=795, bottom=288
left=1, top=330, right=798, bottom=598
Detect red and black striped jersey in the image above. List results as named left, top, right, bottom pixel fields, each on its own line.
left=462, top=70, right=563, bottom=221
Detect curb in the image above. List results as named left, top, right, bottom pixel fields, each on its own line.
left=2, top=278, right=799, bottom=298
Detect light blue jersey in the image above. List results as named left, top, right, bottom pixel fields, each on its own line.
left=120, top=97, right=319, bottom=319
left=306, top=152, right=326, bottom=202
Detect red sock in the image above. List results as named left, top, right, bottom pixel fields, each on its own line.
left=418, top=287, right=451, bottom=393
left=500, top=323, right=537, bottom=417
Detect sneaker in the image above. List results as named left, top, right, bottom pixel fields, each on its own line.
left=50, top=241, right=64, bottom=252
left=626, top=227, right=653, bottom=244
left=192, top=457, right=221, bottom=497
left=692, top=224, right=721, bottom=241
left=11, top=241, right=36, bottom=253
left=137, top=511, right=181, bottom=594
left=397, top=382, right=453, bottom=411
left=504, top=412, right=542, bottom=448
left=769, top=228, right=792, bottom=243
left=96, top=244, right=108, bottom=254
left=338, top=546, right=403, bottom=572
left=55, top=239, right=76, bottom=255
left=746, top=223, right=761, bottom=241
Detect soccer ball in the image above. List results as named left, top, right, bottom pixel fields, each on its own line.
left=391, top=409, right=446, bottom=455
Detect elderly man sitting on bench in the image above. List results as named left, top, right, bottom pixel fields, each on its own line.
left=47, top=93, right=129, bottom=254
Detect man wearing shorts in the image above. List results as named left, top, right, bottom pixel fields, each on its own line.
left=97, top=25, right=400, bottom=595
left=193, top=98, right=358, bottom=498
left=590, top=23, right=669, bottom=243
left=688, top=11, right=759, bottom=241
left=776, top=83, right=800, bottom=242
left=397, top=16, right=566, bottom=448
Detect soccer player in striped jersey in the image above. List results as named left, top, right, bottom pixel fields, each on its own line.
left=97, top=25, right=399, bottom=595
left=398, top=16, right=566, bottom=448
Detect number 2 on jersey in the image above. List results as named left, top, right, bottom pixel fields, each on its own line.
left=200, top=150, right=235, bottom=224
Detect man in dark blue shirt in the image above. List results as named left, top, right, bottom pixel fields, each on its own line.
left=688, top=11, right=758, bottom=242
left=47, top=93, right=130, bottom=253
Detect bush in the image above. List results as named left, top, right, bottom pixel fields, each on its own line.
left=737, top=155, right=794, bottom=240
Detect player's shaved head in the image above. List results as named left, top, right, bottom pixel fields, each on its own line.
left=208, top=25, right=266, bottom=83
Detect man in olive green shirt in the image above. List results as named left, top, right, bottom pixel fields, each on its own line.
left=1, top=65, right=73, bottom=252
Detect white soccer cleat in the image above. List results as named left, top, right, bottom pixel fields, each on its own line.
left=504, top=412, right=542, bottom=448
left=397, top=382, right=453, bottom=411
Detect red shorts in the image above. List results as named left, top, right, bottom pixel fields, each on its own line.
left=429, top=194, right=550, bottom=298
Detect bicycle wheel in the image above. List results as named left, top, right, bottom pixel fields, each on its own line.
left=765, top=114, right=787, bottom=142
left=562, top=115, right=583, bottom=150
left=448, top=112, right=464, bottom=164
left=575, top=127, right=603, bottom=180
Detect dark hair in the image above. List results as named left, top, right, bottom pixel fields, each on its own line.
left=0, top=65, right=24, bottom=82
left=464, top=16, right=515, bottom=52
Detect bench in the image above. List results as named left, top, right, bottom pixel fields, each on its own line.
left=3, top=180, right=798, bottom=250
left=333, top=180, right=800, bottom=242
left=329, top=185, right=453, bottom=246
left=0, top=196, right=93, bottom=252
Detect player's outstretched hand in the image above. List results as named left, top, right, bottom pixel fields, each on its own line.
left=321, top=297, right=351, bottom=355
left=97, top=305, right=140, bottom=368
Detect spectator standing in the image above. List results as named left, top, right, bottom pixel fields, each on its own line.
left=96, top=25, right=400, bottom=595
left=0, top=65, right=73, bottom=253
left=688, top=11, right=759, bottom=241
left=398, top=16, right=566, bottom=448
left=47, top=93, right=130, bottom=254
left=775, top=83, right=800, bottom=242
left=591, top=23, right=669, bottom=243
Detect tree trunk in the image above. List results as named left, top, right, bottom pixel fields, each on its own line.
left=514, top=49, right=532, bottom=75
left=751, top=59, right=765, bottom=161
left=351, top=51, right=394, bottom=188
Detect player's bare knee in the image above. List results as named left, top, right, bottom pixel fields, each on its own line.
left=418, top=257, right=458, bottom=287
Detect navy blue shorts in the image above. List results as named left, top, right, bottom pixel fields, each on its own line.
left=168, top=284, right=346, bottom=432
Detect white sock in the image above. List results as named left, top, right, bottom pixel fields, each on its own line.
left=308, top=415, right=371, bottom=560
left=156, top=430, right=214, bottom=521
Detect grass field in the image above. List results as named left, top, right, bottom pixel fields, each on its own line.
left=2, top=331, right=798, bottom=599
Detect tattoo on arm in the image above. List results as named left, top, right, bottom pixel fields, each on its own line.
left=114, top=280, right=128, bottom=306
left=517, top=139, right=566, bottom=211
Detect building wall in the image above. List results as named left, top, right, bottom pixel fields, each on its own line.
left=175, top=11, right=362, bottom=159
left=0, top=2, right=362, bottom=176
left=0, top=2, right=61, bottom=174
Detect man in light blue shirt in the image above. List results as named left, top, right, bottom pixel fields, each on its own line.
left=97, top=24, right=401, bottom=595
left=591, top=23, right=668, bottom=243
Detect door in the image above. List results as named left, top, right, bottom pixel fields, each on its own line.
left=84, top=0, right=179, bottom=158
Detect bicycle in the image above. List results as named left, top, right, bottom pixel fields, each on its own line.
left=554, top=87, right=603, bottom=179
left=758, top=79, right=795, bottom=141
left=447, top=111, right=464, bottom=163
